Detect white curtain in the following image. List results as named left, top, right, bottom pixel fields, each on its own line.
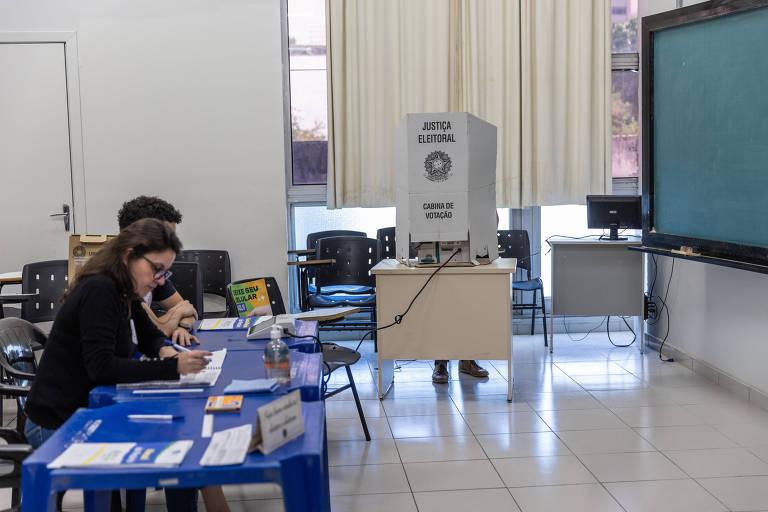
left=325, top=0, right=611, bottom=209
left=457, top=0, right=523, bottom=207
left=325, top=0, right=455, bottom=208
left=520, top=0, right=612, bottom=206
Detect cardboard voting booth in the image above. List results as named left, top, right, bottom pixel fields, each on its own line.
left=68, top=234, right=117, bottom=283
left=395, top=112, right=498, bottom=265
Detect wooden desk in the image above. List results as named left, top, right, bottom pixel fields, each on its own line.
left=0, top=272, right=22, bottom=286
left=372, top=258, right=517, bottom=400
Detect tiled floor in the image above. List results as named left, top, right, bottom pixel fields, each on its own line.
left=9, top=332, right=768, bottom=511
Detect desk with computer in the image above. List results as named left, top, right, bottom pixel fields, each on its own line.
left=547, top=194, right=645, bottom=353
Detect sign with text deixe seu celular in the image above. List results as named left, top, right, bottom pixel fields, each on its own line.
left=395, top=112, right=498, bottom=263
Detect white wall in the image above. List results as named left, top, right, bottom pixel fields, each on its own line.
left=649, top=258, right=768, bottom=394
left=0, top=0, right=289, bottom=297
left=642, top=0, right=768, bottom=395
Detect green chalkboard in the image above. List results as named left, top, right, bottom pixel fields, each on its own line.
left=652, top=5, right=768, bottom=249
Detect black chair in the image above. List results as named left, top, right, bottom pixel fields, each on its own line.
left=226, top=277, right=371, bottom=441
left=310, top=236, right=379, bottom=309
left=226, top=277, right=286, bottom=318
left=0, top=261, right=68, bottom=323
left=177, top=250, right=231, bottom=318
left=296, top=230, right=368, bottom=311
left=0, top=319, right=57, bottom=510
left=306, top=236, right=380, bottom=348
left=376, top=227, right=397, bottom=259
left=168, top=261, right=204, bottom=319
left=0, top=318, right=43, bottom=435
left=376, top=227, right=417, bottom=260
left=498, top=230, right=548, bottom=344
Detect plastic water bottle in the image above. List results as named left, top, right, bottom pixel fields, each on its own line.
left=264, top=325, right=290, bottom=383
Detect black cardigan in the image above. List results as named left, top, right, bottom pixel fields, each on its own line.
left=25, top=273, right=179, bottom=429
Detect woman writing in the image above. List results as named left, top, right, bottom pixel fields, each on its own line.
left=24, top=218, right=212, bottom=511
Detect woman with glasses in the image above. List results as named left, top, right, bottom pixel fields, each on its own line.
left=117, top=195, right=199, bottom=348
left=24, top=218, right=212, bottom=511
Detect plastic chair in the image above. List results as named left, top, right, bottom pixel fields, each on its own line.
left=498, top=230, right=548, bottom=343
left=376, top=227, right=397, bottom=260
left=296, top=230, right=369, bottom=311
left=0, top=318, right=42, bottom=435
left=227, top=276, right=371, bottom=440
left=168, top=261, right=204, bottom=319
left=310, top=236, right=379, bottom=309
left=20, top=260, right=68, bottom=324
left=177, top=250, right=231, bottom=318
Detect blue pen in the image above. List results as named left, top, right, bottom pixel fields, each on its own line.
left=163, top=340, right=191, bottom=352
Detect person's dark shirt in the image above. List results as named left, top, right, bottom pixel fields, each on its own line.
left=25, top=273, right=179, bottom=429
left=152, top=279, right=177, bottom=303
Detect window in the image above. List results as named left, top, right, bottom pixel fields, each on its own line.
left=611, top=0, right=640, bottom=181
left=293, top=206, right=396, bottom=250
left=287, top=0, right=328, bottom=186
left=612, top=69, right=639, bottom=178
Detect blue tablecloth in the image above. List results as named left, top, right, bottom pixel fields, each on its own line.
left=22, top=398, right=329, bottom=512
left=194, top=320, right=319, bottom=354
left=89, top=350, right=323, bottom=406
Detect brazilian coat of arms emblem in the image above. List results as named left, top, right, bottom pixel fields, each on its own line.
left=424, top=151, right=452, bottom=182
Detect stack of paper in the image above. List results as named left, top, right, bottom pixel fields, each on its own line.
left=48, top=440, right=193, bottom=469
left=118, top=349, right=227, bottom=389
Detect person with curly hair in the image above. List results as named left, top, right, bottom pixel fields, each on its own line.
left=117, top=196, right=198, bottom=346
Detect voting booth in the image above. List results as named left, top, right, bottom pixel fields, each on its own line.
left=394, top=112, right=499, bottom=265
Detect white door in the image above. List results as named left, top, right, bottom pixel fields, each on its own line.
left=0, top=43, right=74, bottom=272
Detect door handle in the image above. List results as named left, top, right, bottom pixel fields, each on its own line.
left=49, top=203, right=71, bottom=232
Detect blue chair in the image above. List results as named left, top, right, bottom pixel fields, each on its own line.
left=498, top=230, right=548, bottom=344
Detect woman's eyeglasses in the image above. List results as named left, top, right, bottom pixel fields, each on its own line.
left=141, top=255, right=173, bottom=281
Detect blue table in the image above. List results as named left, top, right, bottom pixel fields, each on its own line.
left=22, top=398, right=329, bottom=512
left=194, top=320, right=319, bottom=354
left=90, top=351, right=323, bottom=406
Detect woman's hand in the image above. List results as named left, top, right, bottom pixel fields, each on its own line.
left=177, top=350, right=212, bottom=375
left=171, top=327, right=199, bottom=347
left=158, top=346, right=177, bottom=359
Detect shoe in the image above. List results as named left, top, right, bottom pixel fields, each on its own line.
left=432, top=360, right=449, bottom=384
left=459, top=360, right=489, bottom=378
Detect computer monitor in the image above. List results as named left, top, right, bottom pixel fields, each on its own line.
left=586, top=195, right=642, bottom=241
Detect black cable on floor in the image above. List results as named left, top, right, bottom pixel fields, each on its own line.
left=562, top=316, right=606, bottom=342
left=606, top=315, right=636, bottom=347
left=656, top=258, right=676, bottom=362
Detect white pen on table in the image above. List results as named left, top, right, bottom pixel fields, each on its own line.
left=127, top=414, right=179, bottom=421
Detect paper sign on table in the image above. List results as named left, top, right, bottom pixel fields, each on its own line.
left=249, top=390, right=304, bottom=455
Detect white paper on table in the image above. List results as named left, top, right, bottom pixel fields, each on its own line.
left=199, top=424, right=252, bottom=466
left=120, top=349, right=228, bottom=390
left=179, top=349, right=227, bottom=387
left=48, top=443, right=135, bottom=469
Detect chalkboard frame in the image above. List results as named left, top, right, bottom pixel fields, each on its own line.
left=641, top=0, right=768, bottom=270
